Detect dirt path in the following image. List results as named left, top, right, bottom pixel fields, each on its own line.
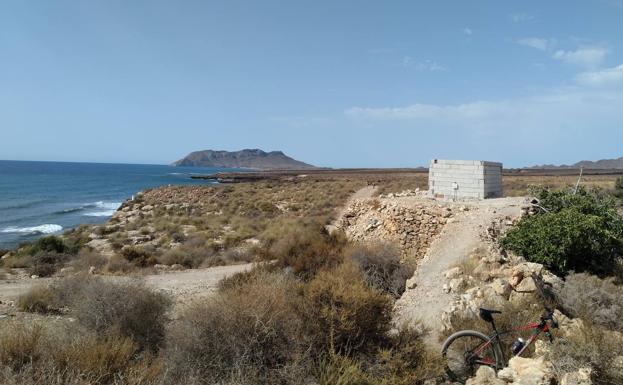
left=394, top=197, right=524, bottom=346
left=326, top=185, right=377, bottom=233
left=0, top=263, right=253, bottom=315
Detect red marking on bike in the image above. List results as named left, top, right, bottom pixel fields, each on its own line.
left=477, top=357, right=495, bottom=366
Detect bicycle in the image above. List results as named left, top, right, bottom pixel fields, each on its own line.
left=441, top=306, right=559, bottom=383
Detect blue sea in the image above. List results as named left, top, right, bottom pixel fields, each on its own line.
left=0, top=160, right=233, bottom=249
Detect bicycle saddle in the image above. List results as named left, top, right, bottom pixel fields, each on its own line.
left=479, top=308, right=502, bottom=323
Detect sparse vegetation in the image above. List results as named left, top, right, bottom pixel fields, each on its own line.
left=18, top=276, right=171, bottom=352
left=558, top=272, right=623, bottom=331
left=546, top=323, right=623, bottom=385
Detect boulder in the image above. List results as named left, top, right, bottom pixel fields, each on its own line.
left=491, top=278, right=512, bottom=299
left=449, top=277, right=467, bottom=293
left=498, top=356, right=555, bottom=385
left=515, top=276, right=537, bottom=293
left=560, top=368, right=593, bottom=385
left=466, top=366, right=505, bottom=385
left=445, top=266, right=463, bottom=279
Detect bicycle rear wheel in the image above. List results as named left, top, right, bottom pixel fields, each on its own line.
left=441, top=330, right=502, bottom=384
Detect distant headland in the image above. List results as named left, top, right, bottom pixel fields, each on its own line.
left=171, top=149, right=317, bottom=170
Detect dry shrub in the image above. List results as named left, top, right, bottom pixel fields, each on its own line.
left=63, top=277, right=171, bottom=351
left=105, top=254, right=134, bottom=273
left=546, top=324, right=623, bottom=384
left=159, top=235, right=218, bottom=268
left=302, top=261, right=392, bottom=355
left=70, top=248, right=107, bottom=272
left=20, top=276, right=172, bottom=352
left=315, top=355, right=368, bottom=385
left=18, top=285, right=59, bottom=314
left=261, top=219, right=346, bottom=279
left=29, top=252, right=71, bottom=277
left=344, top=242, right=414, bottom=297
left=217, top=264, right=276, bottom=291
left=0, top=322, right=45, bottom=372
left=121, top=245, right=157, bottom=267
left=0, top=321, right=161, bottom=385
left=370, top=326, right=444, bottom=385
left=165, top=271, right=306, bottom=385
left=314, top=327, right=443, bottom=385
left=558, top=272, right=623, bottom=331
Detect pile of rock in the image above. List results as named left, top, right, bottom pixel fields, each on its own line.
left=337, top=198, right=453, bottom=259
left=440, top=253, right=563, bottom=332
left=378, top=188, right=429, bottom=199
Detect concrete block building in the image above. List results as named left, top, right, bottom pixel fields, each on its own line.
left=429, top=159, right=503, bottom=200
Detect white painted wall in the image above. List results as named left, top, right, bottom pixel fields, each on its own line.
left=428, top=159, right=503, bottom=200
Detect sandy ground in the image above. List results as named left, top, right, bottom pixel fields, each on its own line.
left=393, top=196, right=525, bottom=345
left=0, top=263, right=254, bottom=316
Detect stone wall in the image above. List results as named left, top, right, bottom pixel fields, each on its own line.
left=337, top=197, right=453, bottom=260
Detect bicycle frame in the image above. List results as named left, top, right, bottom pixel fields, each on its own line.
left=470, top=319, right=551, bottom=367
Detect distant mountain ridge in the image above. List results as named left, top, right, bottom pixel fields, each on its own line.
left=532, top=156, right=623, bottom=169
left=172, top=149, right=317, bottom=170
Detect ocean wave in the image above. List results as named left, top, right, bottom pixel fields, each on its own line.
left=1, top=224, right=63, bottom=234
left=52, top=201, right=122, bottom=216
left=93, top=201, right=122, bottom=210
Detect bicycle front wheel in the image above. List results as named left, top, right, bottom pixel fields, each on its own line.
left=441, top=330, right=502, bottom=384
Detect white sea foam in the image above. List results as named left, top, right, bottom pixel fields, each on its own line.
left=1, top=224, right=63, bottom=234
left=93, top=201, right=122, bottom=210
left=81, top=201, right=121, bottom=217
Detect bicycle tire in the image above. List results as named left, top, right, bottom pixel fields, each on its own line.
left=441, top=330, right=502, bottom=384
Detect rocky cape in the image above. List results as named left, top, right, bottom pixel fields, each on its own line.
left=171, top=149, right=316, bottom=170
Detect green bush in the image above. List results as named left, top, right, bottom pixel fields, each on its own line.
left=615, top=177, right=623, bottom=199
left=502, top=187, right=623, bottom=276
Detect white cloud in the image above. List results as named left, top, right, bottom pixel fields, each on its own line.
left=516, top=38, right=552, bottom=51
left=509, top=13, right=535, bottom=23
left=344, top=88, right=623, bottom=136
left=576, top=64, right=623, bottom=86
left=553, top=47, right=608, bottom=67
left=402, top=56, right=446, bottom=71
left=463, top=27, right=472, bottom=36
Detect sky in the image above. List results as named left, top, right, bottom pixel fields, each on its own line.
left=1, top=0, right=622, bottom=168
